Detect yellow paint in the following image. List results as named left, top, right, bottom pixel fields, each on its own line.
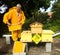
left=13, top=41, right=26, bottom=53
left=21, top=31, right=32, bottom=42
left=30, top=22, right=43, bottom=34
left=42, top=30, right=54, bottom=42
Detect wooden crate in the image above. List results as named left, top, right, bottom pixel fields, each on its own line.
left=30, top=22, right=43, bottom=34
left=13, top=41, right=26, bottom=53
left=42, top=30, right=54, bottom=42
left=21, top=31, right=32, bottom=42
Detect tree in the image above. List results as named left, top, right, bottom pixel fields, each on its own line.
left=1, top=0, right=50, bottom=18
left=45, top=0, right=60, bottom=32
left=52, top=0, right=60, bottom=19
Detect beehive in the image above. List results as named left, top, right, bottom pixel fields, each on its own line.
left=30, top=22, right=43, bottom=34
left=13, top=41, right=26, bottom=53
left=42, top=30, right=54, bottom=42
left=21, top=31, right=32, bottom=42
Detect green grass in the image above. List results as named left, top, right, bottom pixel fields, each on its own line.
left=54, top=35, right=60, bottom=38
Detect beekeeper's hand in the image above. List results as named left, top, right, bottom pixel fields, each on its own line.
left=7, top=22, right=11, bottom=26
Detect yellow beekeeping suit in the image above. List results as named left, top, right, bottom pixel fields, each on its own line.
left=3, top=7, right=25, bottom=41
left=3, top=12, right=9, bottom=24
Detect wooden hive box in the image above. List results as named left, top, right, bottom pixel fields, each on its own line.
left=30, top=22, right=43, bottom=34
left=21, top=31, right=32, bottom=42
left=42, top=30, right=54, bottom=42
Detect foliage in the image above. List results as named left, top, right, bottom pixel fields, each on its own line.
left=42, top=0, right=60, bottom=34
left=55, top=35, right=60, bottom=38
left=1, top=0, right=50, bottom=18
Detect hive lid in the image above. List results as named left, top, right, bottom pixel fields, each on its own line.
left=30, top=22, right=43, bottom=27
left=42, top=30, right=54, bottom=34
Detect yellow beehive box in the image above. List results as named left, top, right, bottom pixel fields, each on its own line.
left=13, top=41, right=26, bottom=53
left=42, top=30, right=54, bottom=42
left=21, top=31, right=32, bottom=42
left=8, top=25, right=21, bottom=31
left=30, top=22, right=43, bottom=34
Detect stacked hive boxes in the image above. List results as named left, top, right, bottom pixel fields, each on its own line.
left=30, top=22, right=43, bottom=34
left=21, top=22, right=54, bottom=43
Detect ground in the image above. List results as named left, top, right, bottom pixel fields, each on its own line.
left=0, top=38, right=60, bottom=55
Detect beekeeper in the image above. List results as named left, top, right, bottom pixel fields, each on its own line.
left=3, top=4, right=25, bottom=41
